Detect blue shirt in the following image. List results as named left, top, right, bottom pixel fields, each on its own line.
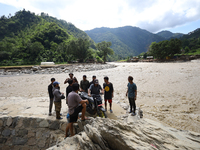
left=127, top=82, right=137, bottom=98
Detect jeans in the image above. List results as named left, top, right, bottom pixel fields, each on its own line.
left=128, top=97, right=136, bottom=112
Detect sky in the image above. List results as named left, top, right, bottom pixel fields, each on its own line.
left=0, top=0, right=200, bottom=34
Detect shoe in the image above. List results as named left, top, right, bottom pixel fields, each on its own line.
left=49, top=113, right=52, bottom=116
left=131, top=112, right=136, bottom=116
left=56, top=117, right=63, bottom=120
left=129, top=110, right=132, bottom=113
left=110, top=110, right=113, bottom=113
left=60, top=113, right=62, bottom=116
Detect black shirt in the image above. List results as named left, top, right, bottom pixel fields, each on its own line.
left=66, top=85, right=73, bottom=97
left=103, top=82, right=114, bottom=99
left=48, top=83, right=54, bottom=99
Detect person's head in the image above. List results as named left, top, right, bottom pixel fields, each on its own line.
left=128, top=76, right=133, bottom=82
left=69, top=73, right=74, bottom=79
left=51, top=78, right=55, bottom=83
left=94, top=79, right=99, bottom=86
left=72, top=83, right=79, bottom=92
left=68, top=79, right=73, bottom=85
left=83, top=75, right=87, bottom=81
left=53, top=81, right=60, bottom=87
left=92, top=75, right=96, bottom=81
left=104, top=76, right=109, bottom=83
left=73, top=78, right=77, bottom=83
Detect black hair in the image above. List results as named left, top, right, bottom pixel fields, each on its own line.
left=104, top=76, right=109, bottom=80
left=128, top=76, right=133, bottom=81
left=92, top=75, right=96, bottom=78
left=68, top=79, right=73, bottom=84
left=83, top=75, right=86, bottom=78
left=72, top=83, right=79, bottom=91
left=69, top=73, right=73, bottom=75
left=51, top=78, right=55, bottom=81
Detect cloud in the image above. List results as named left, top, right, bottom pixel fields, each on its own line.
left=0, top=0, right=200, bottom=32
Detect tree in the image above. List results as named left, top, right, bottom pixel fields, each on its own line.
left=96, top=41, right=114, bottom=63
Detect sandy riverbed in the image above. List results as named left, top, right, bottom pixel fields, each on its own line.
left=0, top=60, right=200, bottom=133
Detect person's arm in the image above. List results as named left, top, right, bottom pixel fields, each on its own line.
left=126, top=85, right=128, bottom=97
left=64, top=78, right=68, bottom=84
left=134, top=90, right=137, bottom=100
left=99, top=85, right=104, bottom=94
left=79, top=99, right=89, bottom=105
left=111, top=84, right=114, bottom=98
left=88, top=84, right=93, bottom=96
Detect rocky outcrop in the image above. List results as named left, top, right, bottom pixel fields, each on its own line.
left=48, top=117, right=200, bottom=150
left=0, top=116, right=66, bottom=150
left=0, top=63, right=116, bottom=76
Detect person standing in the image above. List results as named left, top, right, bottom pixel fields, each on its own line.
left=48, top=78, right=55, bottom=116
left=80, top=75, right=90, bottom=93
left=53, top=81, right=65, bottom=119
left=64, top=73, right=78, bottom=84
left=126, top=76, right=137, bottom=116
left=103, top=76, right=114, bottom=113
left=65, top=83, right=89, bottom=137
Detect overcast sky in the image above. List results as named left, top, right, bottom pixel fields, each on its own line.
left=0, top=0, right=200, bottom=34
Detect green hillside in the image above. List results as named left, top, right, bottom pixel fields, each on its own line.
left=156, top=30, right=184, bottom=39
left=0, top=9, right=96, bottom=65
left=85, top=26, right=165, bottom=57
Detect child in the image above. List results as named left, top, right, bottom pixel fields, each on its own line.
left=126, top=76, right=137, bottom=116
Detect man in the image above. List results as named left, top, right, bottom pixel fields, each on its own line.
left=48, top=78, right=55, bottom=116
left=65, top=83, right=89, bottom=137
left=126, top=76, right=137, bottom=116
left=53, top=81, right=65, bottom=119
left=103, top=76, right=114, bottom=113
left=88, top=79, right=103, bottom=96
left=89, top=75, right=96, bottom=87
left=80, top=75, right=90, bottom=93
left=64, top=73, right=78, bottom=84
left=66, top=79, right=73, bottom=104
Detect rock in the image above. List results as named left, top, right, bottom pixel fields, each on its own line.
left=49, top=121, right=60, bottom=130
left=28, top=138, right=37, bottom=146
left=18, top=129, right=28, bottom=137
left=49, top=117, right=200, bottom=150
left=6, top=117, right=13, bottom=126
left=13, top=137, right=27, bottom=145
left=0, top=138, right=7, bottom=144
left=120, top=103, right=129, bottom=110
left=2, top=129, right=11, bottom=137
left=39, top=120, right=49, bottom=128
left=0, top=120, right=3, bottom=127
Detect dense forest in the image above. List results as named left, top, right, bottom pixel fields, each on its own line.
left=0, top=9, right=107, bottom=66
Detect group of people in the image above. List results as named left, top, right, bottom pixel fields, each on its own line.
left=48, top=73, right=137, bottom=137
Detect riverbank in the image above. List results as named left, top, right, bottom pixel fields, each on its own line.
left=0, top=61, right=200, bottom=133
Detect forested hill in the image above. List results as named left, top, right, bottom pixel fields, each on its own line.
left=0, top=9, right=96, bottom=65
left=85, top=26, right=165, bottom=57
left=156, top=30, right=184, bottom=39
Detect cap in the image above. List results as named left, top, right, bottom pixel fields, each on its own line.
left=94, top=79, right=99, bottom=84
left=53, top=81, right=60, bottom=86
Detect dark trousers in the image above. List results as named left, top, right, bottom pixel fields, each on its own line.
left=128, top=97, right=136, bottom=112
left=49, top=98, right=53, bottom=113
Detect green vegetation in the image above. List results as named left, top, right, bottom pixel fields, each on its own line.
left=85, top=26, right=165, bottom=58
left=148, top=38, right=182, bottom=59
left=0, top=10, right=113, bottom=66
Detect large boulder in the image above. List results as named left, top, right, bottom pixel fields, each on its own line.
left=48, top=117, right=200, bottom=150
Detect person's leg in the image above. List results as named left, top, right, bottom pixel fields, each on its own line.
left=65, top=123, right=70, bottom=137
left=104, top=99, right=107, bottom=111
left=55, top=102, right=61, bottom=119
left=133, top=99, right=136, bottom=113
left=69, top=123, right=74, bottom=136
left=49, top=98, right=53, bottom=115
left=128, top=98, right=133, bottom=113
left=81, top=103, right=86, bottom=120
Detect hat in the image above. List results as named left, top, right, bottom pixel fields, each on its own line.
left=53, top=81, right=60, bottom=86
left=94, top=79, right=99, bottom=84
